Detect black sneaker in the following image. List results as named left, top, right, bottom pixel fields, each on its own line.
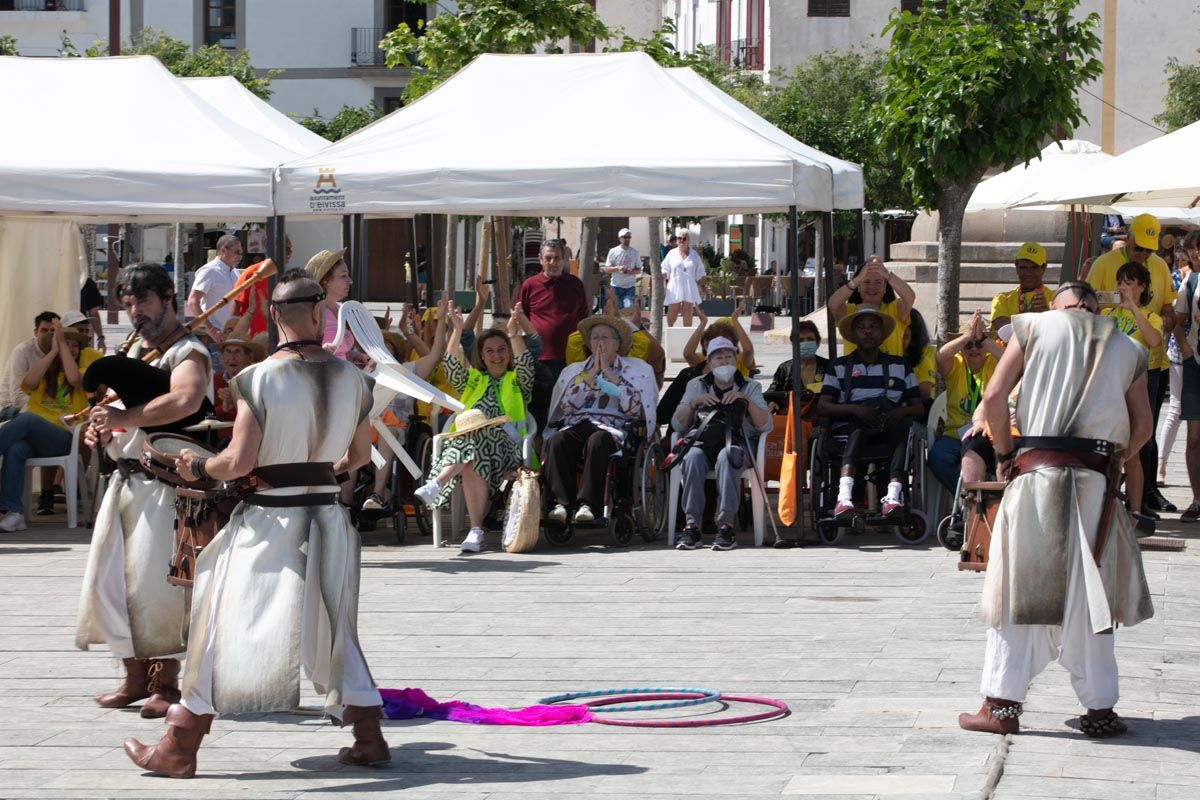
left=676, top=525, right=702, bottom=550
left=1145, top=490, right=1177, bottom=514
left=712, top=525, right=738, bottom=551
left=35, top=491, right=55, bottom=516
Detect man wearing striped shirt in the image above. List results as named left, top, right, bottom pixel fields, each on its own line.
left=817, top=307, right=924, bottom=518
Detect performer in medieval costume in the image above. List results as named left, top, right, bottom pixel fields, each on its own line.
left=124, top=271, right=387, bottom=778
left=959, top=281, right=1155, bottom=737
left=76, top=264, right=213, bottom=719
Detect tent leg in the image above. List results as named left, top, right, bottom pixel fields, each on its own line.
left=786, top=204, right=807, bottom=545
left=267, top=215, right=285, bottom=351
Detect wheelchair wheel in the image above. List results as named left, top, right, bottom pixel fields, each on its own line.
left=894, top=509, right=929, bottom=545
left=636, top=439, right=667, bottom=541
left=611, top=514, right=635, bottom=547
left=936, top=514, right=964, bottom=551
left=543, top=523, right=574, bottom=547
left=816, top=520, right=845, bottom=545
left=412, top=431, right=434, bottom=538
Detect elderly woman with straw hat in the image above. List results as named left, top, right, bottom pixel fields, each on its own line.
left=542, top=315, right=658, bottom=525
left=412, top=305, right=535, bottom=553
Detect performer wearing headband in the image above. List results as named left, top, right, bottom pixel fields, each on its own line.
left=124, top=270, right=387, bottom=778
left=76, top=264, right=213, bottom=719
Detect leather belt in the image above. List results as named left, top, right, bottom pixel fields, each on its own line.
left=1010, top=448, right=1109, bottom=479
left=242, top=493, right=338, bottom=508
left=250, top=462, right=337, bottom=489
left=115, top=457, right=153, bottom=481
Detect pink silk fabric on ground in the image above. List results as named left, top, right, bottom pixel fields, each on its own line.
left=380, top=688, right=593, bottom=726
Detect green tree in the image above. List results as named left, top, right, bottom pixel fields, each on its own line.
left=82, top=29, right=279, bottom=99
left=872, top=0, right=1102, bottom=339
left=0, top=33, right=19, bottom=56
left=381, top=0, right=611, bottom=101
left=298, top=102, right=384, bottom=141
left=1156, top=52, right=1200, bottom=132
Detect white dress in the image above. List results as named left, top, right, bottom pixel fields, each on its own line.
left=181, top=356, right=382, bottom=716
left=662, top=248, right=706, bottom=306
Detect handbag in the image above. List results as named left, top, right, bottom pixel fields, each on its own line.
left=502, top=468, right=541, bottom=553
left=778, top=393, right=800, bottom=526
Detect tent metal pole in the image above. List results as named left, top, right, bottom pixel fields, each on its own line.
left=350, top=213, right=366, bottom=302
left=411, top=216, right=421, bottom=308
left=823, top=212, right=837, bottom=364
left=786, top=204, right=806, bottom=544
left=267, top=215, right=285, bottom=351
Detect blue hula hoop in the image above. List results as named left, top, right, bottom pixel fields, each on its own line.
left=538, top=686, right=720, bottom=713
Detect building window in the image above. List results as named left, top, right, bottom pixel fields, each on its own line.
left=900, top=0, right=944, bottom=12
left=569, top=0, right=597, bottom=53
left=204, top=0, right=236, bottom=48
left=382, top=96, right=403, bottom=114
left=386, top=0, right=423, bottom=32
left=808, top=0, right=850, bottom=17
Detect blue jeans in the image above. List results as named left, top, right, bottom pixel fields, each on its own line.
left=0, top=413, right=71, bottom=513
left=612, top=284, right=637, bottom=309
left=929, top=435, right=963, bottom=492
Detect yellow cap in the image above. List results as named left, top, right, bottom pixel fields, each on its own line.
left=1130, top=213, right=1160, bottom=250
left=1015, top=242, right=1046, bottom=267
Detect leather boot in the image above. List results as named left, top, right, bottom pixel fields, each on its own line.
left=337, top=705, right=391, bottom=766
left=139, top=659, right=181, bottom=719
left=124, top=703, right=213, bottom=779
left=958, top=697, right=1021, bottom=734
left=95, top=658, right=151, bottom=708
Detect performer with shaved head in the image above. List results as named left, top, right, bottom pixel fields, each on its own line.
left=125, top=270, right=388, bottom=778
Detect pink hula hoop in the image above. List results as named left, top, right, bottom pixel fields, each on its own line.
left=585, top=692, right=788, bottom=728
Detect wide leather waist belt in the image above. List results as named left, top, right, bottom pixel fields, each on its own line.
left=250, top=462, right=337, bottom=489
left=242, top=492, right=338, bottom=508
left=1011, top=448, right=1109, bottom=479
left=1015, top=436, right=1113, bottom=457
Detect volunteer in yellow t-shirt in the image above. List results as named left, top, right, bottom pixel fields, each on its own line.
left=0, top=326, right=91, bottom=532
left=829, top=258, right=915, bottom=357
left=990, top=241, right=1055, bottom=334
left=1087, top=213, right=1177, bottom=514
left=928, top=309, right=1004, bottom=492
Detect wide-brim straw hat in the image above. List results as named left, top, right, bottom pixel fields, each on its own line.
left=219, top=336, right=266, bottom=362
left=306, top=247, right=347, bottom=285
left=382, top=331, right=407, bottom=355
left=62, top=329, right=92, bottom=346
left=446, top=408, right=510, bottom=438
left=578, top=315, right=631, bottom=356
left=837, top=306, right=896, bottom=346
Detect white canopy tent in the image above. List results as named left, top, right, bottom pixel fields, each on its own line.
left=1011, top=120, right=1200, bottom=211
left=967, top=140, right=1114, bottom=212
left=180, top=76, right=329, bottom=157
left=277, top=52, right=856, bottom=217
left=0, top=56, right=313, bottom=222
left=665, top=67, right=864, bottom=210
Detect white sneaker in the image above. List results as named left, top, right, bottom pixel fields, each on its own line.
left=461, top=528, right=485, bottom=553
left=413, top=479, right=441, bottom=507
left=573, top=504, right=595, bottom=523
left=548, top=504, right=568, bottom=523
left=0, top=511, right=26, bottom=532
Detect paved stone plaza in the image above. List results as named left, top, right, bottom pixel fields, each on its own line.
left=0, top=337, right=1197, bottom=798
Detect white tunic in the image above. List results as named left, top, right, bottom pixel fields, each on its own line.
left=181, top=357, right=380, bottom=716
left=661, top=247, right=706, bottom=306
left=75, top=336, right=212, bottom=659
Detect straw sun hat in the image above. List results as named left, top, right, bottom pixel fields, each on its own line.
left=305, top=247, right=348, bottom=284
left=578, top=315, right=631, bottom=356
left=836, top=306, right=896, bottom=346
left=446, top=408, right=510, bottom=438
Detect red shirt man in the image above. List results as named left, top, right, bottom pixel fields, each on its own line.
left=518, top=241, right=589, bottom=365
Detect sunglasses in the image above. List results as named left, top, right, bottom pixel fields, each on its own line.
left=963, top=340, right=985, bottom=350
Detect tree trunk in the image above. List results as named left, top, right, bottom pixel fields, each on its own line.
left=578, top=217, right=598, bottom=307
left=491, top=216, right=512, bottom=315
left=934, top=181, right=978, bottom=342
left=649, top=216, right=665, bottom=341
left=444, top=214, right=459, bottom=295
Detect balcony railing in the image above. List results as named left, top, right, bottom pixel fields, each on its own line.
left=3, top=1, right=87, bottom=10
left=713, top=38, right=763, bottom=71
left=351, top=27, right=385, bottom=67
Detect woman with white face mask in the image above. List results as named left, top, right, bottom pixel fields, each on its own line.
left=670, top=337, right=772, bottom=551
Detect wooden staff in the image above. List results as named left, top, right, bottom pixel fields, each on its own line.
left=63, top=259, right=278, bottom=425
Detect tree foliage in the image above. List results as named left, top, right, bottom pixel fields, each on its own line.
left=0, top=33, right=17, bottom=57
left=382, top=0, right=611, bottom=102
left=1156, top=52, right=1200, bottom=132
left=80, top=29, right=278, bottom=100
left=298, top=102, right=384, bottom=141
left=873, top=0, right=1102, bottom=208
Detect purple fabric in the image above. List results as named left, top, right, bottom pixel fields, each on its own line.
left=380, top=688, right=593, bottom=726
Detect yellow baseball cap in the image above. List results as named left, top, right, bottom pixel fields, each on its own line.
left=1015, top=242, right=1046, bottom=267
left=1130, top=213, right=1160, bottom=250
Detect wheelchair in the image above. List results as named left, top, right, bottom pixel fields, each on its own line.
left=808, top=415, right=930, bottom=545
left=540, top=420, right=667, bottom=547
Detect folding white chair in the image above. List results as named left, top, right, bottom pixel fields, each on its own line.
left=923, top=392, right=950, bottom=540
left=666, top=419, right=774, bottom=547
left=22, top=423, right=90, bottom=528
left=429, top=411, right=538, bottom=548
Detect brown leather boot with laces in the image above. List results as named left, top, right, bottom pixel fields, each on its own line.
left=958, top=697, right=1022, bottom=734
left=337, top=705, right=391, bottom=766
left=139, top=659, right=181, bottom=719
left=95, top=658, right=151, bottom=708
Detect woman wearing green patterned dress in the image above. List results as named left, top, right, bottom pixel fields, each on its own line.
left=413, top=305, right=536, bottom=552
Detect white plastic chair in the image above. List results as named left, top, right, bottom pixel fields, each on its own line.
left=22, top=423, right=89, bottom=528
left=429, top=411, right=538, bottom=548
left=666, top=419, right=773, bottom=547
left=330, top=300, right=465, bottom=478
left=923, top=392, right=950, bottom=540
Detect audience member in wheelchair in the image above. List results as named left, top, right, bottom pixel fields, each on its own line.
left=543, top=316, right=655, bottom=525
left=766, top=320, right=827, bottom=414
left=412, top=307, right=534, bottom=553
left=929, top=309, right=1006, bottom=492
left=566, top=291, right=666, bottom=387
left=816, top=307, right=925, bottom=519
left=670, top=337, right=772, bottom=551
left=902, top=308, right=938, bottom=404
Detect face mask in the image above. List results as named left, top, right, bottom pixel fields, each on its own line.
left=798, top=341, right=819, bottom=358
left=712, top=364, right=737, bottom=383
